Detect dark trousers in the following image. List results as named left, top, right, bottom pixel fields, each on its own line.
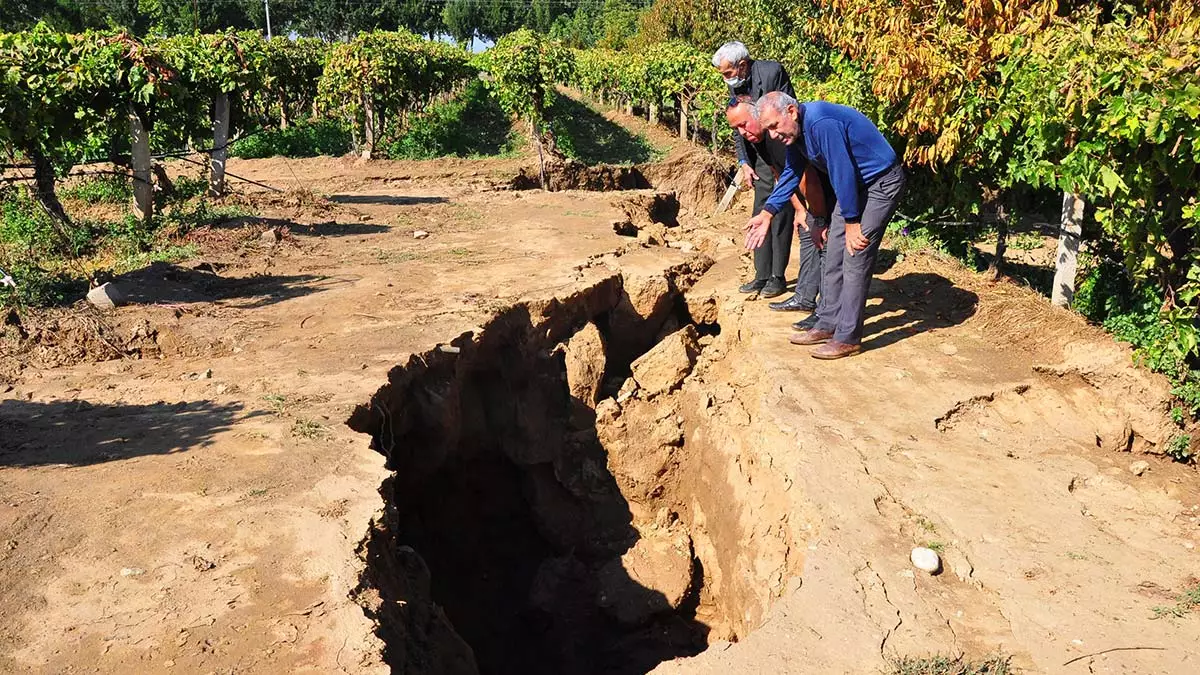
left=751, top=157, right=794, bottom=281
left=794, top=212, right=826, bottom=305
left=815, top=164, right=907, bottom=345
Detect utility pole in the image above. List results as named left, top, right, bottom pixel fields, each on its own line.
left=264, top=0, right=272, bottom=40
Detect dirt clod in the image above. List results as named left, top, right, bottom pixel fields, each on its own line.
left=597, top=525, right=695, bottom=626
left=631, top=325, right=700, bottom=399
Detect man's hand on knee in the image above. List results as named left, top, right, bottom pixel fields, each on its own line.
left=845, top=221, right=869, bottom=255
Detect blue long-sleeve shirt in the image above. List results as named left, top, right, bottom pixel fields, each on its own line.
left=763, top=102, right=898, bottom=222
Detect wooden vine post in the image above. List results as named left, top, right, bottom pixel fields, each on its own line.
left=678, top=96, right=688, bottom=139
left=129, top=106, right=154, bottom=223
left=208, top=93, right=231, bottom=197
left=1051, top=192, right=1085, bottom=307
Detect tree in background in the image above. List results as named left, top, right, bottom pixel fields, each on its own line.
left=0, top=0, right=82, bottom=32
left=549, top=0, right=649, bottom=49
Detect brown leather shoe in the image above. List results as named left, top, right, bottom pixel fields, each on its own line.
left=789, top=329, right=833, bottom=346
left=811, top=341, right=862, bottom=360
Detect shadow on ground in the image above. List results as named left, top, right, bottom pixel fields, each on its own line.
left=862, top=271, right=980, bottom=351
left=0, top=398, right=257, bottom=467
left=550, top=96, right=659, bottom=166
left=328, top=195, right=449, bottom=206
left=112, top=261, right=348, bottom=308
left=217, top=216, right=390, bottom=237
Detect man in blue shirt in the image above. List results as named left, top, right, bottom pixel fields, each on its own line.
left=747, top=92, right=907, bottom=359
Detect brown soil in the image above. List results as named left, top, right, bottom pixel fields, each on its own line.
left=2, top=113, right=1199, bottom=675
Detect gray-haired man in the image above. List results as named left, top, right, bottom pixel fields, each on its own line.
left=712, top=41, right=795, bottom=297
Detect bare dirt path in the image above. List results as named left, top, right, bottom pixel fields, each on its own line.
left=2, top=111, right=1198, bottom=675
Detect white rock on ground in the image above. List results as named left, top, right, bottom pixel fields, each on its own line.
left=910, top=547, right=942, bottom=574
left=1129, top=460, right=1151, bottom=476
left=86, top=282, right=124, bottom=310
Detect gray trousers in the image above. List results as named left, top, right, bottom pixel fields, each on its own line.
left=815, top=164, right=907, bottom=345
left=795, top=212, right=826, bottom=305
left=751, top=156, right=794, bottom=280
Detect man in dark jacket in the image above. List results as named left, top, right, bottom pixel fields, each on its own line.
left=747, top=92, right=907, bottom=360
left=725, top=95, right=827, bottom=317
left=713, top=41, right=795, bottom=297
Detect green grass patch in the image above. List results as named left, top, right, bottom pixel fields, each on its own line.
left=61, top=175, right=132, bottom=205
left=548, top=94, right=662, bottom=165
left=1152, top=581, right=1200, bottom=619
left=385, top=80, right=522, bottom=160
left=1, top=173, right=255, bottom=309
left=1166, top=433, right=1194, bottom=463
left=889, top=654, right=1011, bottom=675
left=230, top=119, right=353, bottom=159
left=291, top=418, right=329, bottom=439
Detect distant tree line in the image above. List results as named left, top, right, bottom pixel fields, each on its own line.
left=0, top=0, right=650, bottom=47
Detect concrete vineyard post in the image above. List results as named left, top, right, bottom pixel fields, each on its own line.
left=649, top=101, right=659, bottom=125
left=362, top=95, right=376, bottom=160
left=208, top=93, right=231, bottom=198
left=129, top=106, right=153, bottom=223
left=1052, top=192, right=1085, bottom=307
left=679, top=98, right=688, bottom=139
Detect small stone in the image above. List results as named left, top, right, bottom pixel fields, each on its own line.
left=259, top=227, right=281, bottom=244
left=1129, top=460, right=1151, bottom=477
left=200, top=369, right=212, bottom=380
left=87, top=282, right=124, bottom=310
left=413, top=230, right=430, bottom=239
left=940, top=343, right=958, bottom=356
left=120, top=567, right=145, bottom=577
left=678, top=241, right=696, bottom=252
left=910, top=547, right=942, bottom=574
left=215, top=383, right=229, bottom=395
left=359, top=214, right=371, bottom=222
left=164, top=660, right=175, bottom=668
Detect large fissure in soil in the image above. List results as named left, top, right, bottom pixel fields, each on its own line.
left=347, top=261, right=792, bottom=674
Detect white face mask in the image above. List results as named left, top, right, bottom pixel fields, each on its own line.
left=724, top=76, right=746, bottom=88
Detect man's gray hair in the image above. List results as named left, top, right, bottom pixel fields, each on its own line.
left=752, top=91, right=799, bottom=119
left=711, top=41, right=750, bottom=69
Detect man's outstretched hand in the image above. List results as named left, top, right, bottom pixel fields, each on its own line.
left=744, top=211, right=772, bottom=250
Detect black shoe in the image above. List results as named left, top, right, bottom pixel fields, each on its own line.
left=769, top=294, right=817, bottom=312
left=739, top=279, right=767, bottom=293
left=793, top=314, right=820, bottom=331
left=761, top=276, right=786, bottom=298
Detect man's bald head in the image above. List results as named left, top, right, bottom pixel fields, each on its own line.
left=725, top=95, right=765, bottom=144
